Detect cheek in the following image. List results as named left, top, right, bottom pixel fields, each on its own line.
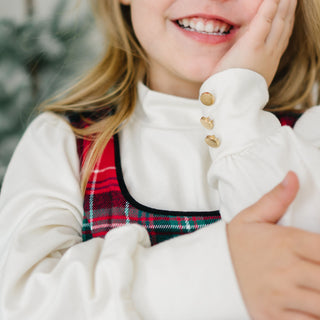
left=130, top=2, right=162, bottom=47
left=242, top=0, right=264, bottom=22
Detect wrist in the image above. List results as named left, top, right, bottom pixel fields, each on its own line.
left=199, top=68, right=280, bottom=159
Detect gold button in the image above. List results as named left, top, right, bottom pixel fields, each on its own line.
left=200, top=116, right=214, bottom=130
left=200, top=92, right=215, bottom=106
left=205, top=135, right=221, bottom=148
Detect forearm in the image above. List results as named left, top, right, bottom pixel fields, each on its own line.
left=0, top=112, right=249, bottom=320
left=201, top=69, right=320, bottom=232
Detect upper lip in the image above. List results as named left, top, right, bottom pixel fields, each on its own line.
left=173, top=14, right=238, bottom=28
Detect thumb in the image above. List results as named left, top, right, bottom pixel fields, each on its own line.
left=240, top=171, right=299, bottom=224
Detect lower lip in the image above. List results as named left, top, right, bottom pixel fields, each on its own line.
left=174, top=22, right=236, bottom=45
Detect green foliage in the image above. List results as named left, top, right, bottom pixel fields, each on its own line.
left=0, top=0, right=99, bottom=186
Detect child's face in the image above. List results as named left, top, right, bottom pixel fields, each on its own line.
left=122, top=0, right=263, bottom=98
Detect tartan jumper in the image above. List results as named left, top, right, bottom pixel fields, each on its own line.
left=76, top=113, right=299, bottom=246
left=78, top=134, right=221, bottom=245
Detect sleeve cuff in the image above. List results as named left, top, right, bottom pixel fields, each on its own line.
left=199, top=69, right=280, bottom=160
left=132, top=221, right=250, bottom=320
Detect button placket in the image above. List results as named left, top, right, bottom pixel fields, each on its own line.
left=199, top=91, right=221, bottom=148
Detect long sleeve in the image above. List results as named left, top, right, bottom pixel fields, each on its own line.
left=201, top=69, right=320, bottom=231
left=0, top=113, right=249, bottom=319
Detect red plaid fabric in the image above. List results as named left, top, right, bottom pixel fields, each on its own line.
left=78, top=135, right=221, bottom=245
left=74, top=112, right=300, bottom=245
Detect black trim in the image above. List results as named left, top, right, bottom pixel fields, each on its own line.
left=114, top=134, right=221, bottom=217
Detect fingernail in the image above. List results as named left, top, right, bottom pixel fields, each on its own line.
left=281, top=173, right=290, bottom=187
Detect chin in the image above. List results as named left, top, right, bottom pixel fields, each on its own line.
left=178, top=61, right=219, bottom=83
left=181, top=70, right=215, bottom=84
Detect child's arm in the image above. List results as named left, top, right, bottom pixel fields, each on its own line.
left=200, top=68, right=320, bottom=231
left=2, top=113, right=320, bottom=319
left=198, top=0, right=320, bottom=229
left=0, top=113, right=248, bottom=319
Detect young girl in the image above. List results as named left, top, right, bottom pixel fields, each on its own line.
left=1, top=0, right=320, bottom=320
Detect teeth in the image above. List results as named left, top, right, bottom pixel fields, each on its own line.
left=182, top=18, right=189, bottom=26
left=195, top=21, right=204, bottom=32
left=178, top=17, right=232, bottom=35
left=205, top=23, right=214, bottom=33
left=220, top=25, right=226, bottom=33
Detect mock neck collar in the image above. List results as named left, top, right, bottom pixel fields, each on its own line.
left=132, top=82, right=202, bottom=129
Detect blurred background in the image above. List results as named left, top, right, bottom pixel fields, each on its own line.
left=0, top=0, right=102, bottom=187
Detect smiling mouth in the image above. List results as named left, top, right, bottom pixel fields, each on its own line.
left=177, top=17, right=233, bottom=35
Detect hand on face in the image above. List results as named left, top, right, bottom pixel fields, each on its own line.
left=213, top=0, right=297, bottom=86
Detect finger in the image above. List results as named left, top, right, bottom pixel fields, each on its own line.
left=293, top=231, right=320, bottom=264
left=297, top=260, right=320, bottom=292
left=266, top=0, right=297, bottom=49
left=241, top=171, right=299, bottom=224
left=277, top=0, right=297, bottom=52
left=247, top=0, right=280, bottom=44
left=266, top=0, right=291, bottom=46
left=283, top=310, right=320, bottom=320
left=287, top=288, right=320, bottom=318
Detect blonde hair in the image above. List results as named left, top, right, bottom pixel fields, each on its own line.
left=44, top=0, right=320, bottom=193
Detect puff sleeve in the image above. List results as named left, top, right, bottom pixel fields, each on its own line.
left=201, top=69, right=320, bottom=231
left=0, top=112, right=249, bottom=319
